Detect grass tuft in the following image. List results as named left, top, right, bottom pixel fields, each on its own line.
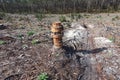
left=0, top=40, right=6, bottom=45
left=37, top=73, right=49, bottom=80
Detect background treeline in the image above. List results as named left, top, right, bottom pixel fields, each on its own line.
left=0, top=0, right=120, bottom=13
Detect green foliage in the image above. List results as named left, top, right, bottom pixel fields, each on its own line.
left=112, top=18, right=116, bottom=21
left=37, top=73, right=48, bottom=80
left=70, top=13, right=75, bottom=20
left=112, top=15, right=120, bottom=21
left=83, top=14, right=90, bottom=18
left=70, top=13, right=83, bottom=21
left=35, top=14, right=45, bottom=21
left=109, top=37, right=115, bottom=42
left=0, top=12, right=6, bottom=19
left=115, top=16, right=119, bottom=19
left=22, top=44, right=28, bottom=50
left=31, top=39, right=40, bottom=44
left=0, top=40, right=5, bottom=45
left=19, top=17, right=25, bottom=21
left=56, top=53, right=60, bottom=57
left=27, top=31, right=35, bottom=36
left=77, top=14, right=83, bottom=19
left=17, top=34, right=24, bottom=39
left=5, top=16, right=12, bottom=22
left=96, top=15, right=102, bottom=18
left=59, top=16, right=66, bottom=22
left=75, top=13, right=83, bottom=21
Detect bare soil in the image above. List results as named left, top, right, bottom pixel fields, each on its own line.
left=0, top=13, right=120, bottom=80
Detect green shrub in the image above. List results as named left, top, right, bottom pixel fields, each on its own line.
left=112, top=17, right=116, bottom=21
left=59, top=16, right=66, bottom=22
left=77, top=14, right=83, bottom=19
left=19, top=17, right=25, bottom=21
left=83, top=14, right=90, bottom=18
left=27, top=31, right=35, bottom=36
left=109, top=37, right=115, bottom=42
left=22, top=44, right=28, bottom=50
left=31, top=39, right=40, bottom=44
left=70, top=13, right=82, bottom=21
left=75, top=14, right=83, bottom=21
left=112, top=15, right=120, bottom=21
left=37, top=73, right=48, bottom=80
left=35, top=13, right=45, bottom=21
left=115, top=15, right=120, bottom=20
left=0, top=12, right=6, bottom=19
left=17, top=34, right=24, bottom=39
left=17, top=34, right=24, bottom=43
left=96, top=15, right=102, bottom=18
left=5, top=16, right=12, bottom=22
left=70, top=13, right=75, bottom=20
left=0, top=40, right=5, bottom=45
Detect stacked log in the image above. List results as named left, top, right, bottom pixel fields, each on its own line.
left=51, top=22, right=63, bottom=48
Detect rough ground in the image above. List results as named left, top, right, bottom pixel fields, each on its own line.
left=0, top=13, right=120, bottom=80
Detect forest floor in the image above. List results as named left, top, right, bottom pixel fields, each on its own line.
left=0, top=13, right=120, bottom=80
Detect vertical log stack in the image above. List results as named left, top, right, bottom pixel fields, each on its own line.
left=51, top=22, right=63, bottom=49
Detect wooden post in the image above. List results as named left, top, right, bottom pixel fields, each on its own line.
left=51, top=22, right=63, bottom=49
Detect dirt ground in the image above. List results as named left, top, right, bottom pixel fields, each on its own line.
left=0, top=13, right=120, bottom=80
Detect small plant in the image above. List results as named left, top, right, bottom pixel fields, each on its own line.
left=59, top=16, right=66, bottom=22
left=70, top=13, right=82, bottom=21
left=96, top=15, right=102, bottom=18
left=31, top=39, right=40, bottom=44
left=17, top=34, right=24, bottom=43
left=37, top=73, right=49, bottom=80
left=5, top=16, right=12, bottom=22
left=109, top=37, right=115, bottom=42
left=75, top=14, right=83, bottom=21
left=27, top=31, right=35, bottom=36
left=56, top=53, right=60, bottom=57
left=20, top=26, right=25, bottom=29
left=35, top=13, right=45, bottom=21
left=22, top=44, right=28, bottom=50
left=112, top=15, right=120, bottom=21
left=17, top=34, right=24, bottom=39
left=83, top=14, right=90, bottom=18
left=70, top=13, right=75, bottom=20
left=0, top=12, right=6, bottom=19
left=115, top=15, right=120, bottom=20
left=19, top=17, right=25, bottom=21
left=112, top=17, right=116, bottom=21
left=77, top=14, right=83, bottom=19
left=0, top=40, right=5, bottom=45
